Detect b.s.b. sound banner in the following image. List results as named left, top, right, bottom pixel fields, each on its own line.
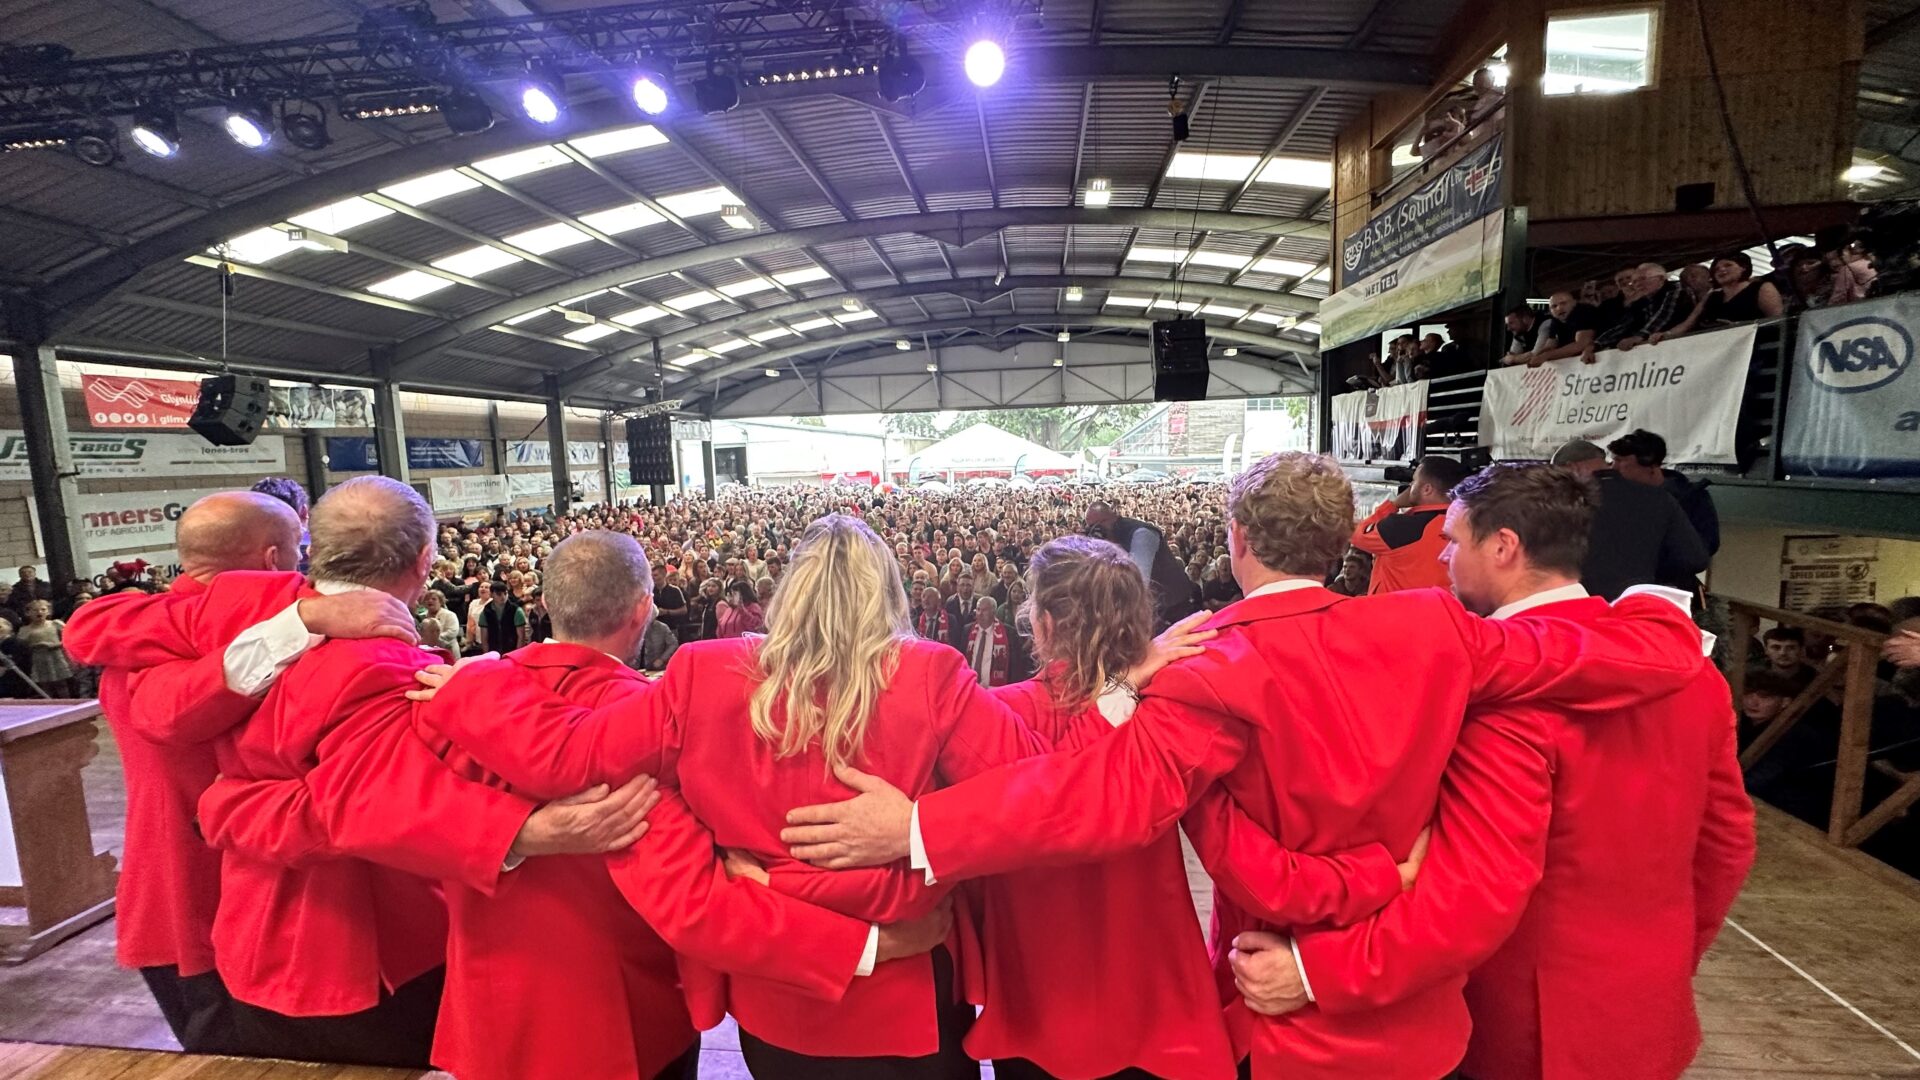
left=1330, top=380, right=1429, bottom=463
left=1781, top=295, right=1920, bottom=478
left=1480, top=324, right=1755, bottom=464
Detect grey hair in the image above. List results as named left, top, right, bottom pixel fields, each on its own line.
left=306, top=476, right=434, bottom=587
left=543, top=531, right=654, bottom=641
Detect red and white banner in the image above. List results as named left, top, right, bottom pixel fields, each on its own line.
left=81, top=374, right=201, bottom=429
left=1330, top=380, right=1428, bottom=463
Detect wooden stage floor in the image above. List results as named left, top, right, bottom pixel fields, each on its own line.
left=1, top=767, right=1916, bottom=1078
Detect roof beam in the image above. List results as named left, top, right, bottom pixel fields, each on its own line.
left=874, top=116, right=957, bottom=278
left=387, top=205, right=1324, bottom=373
left=760, top=109, right=906, bottom=285
left=115, top=293, right=390, bottom=342
left=1019, top=45, right=1427, bottom=89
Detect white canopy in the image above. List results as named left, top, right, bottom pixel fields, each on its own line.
left=907, top=423, right=1080, bottom=474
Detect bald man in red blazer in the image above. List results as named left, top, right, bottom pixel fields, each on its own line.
left=775, top=453, right=1712, bottom=1080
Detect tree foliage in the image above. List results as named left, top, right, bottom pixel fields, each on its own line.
left=882, top=404, right=1151, bottom=451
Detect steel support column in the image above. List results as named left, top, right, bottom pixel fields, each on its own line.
left=701, top=441, right=717, bottom=500
left=543, top=376, right=570, bottom=516
left=301, top=430, right=328, bottom=501
left=600, top=413, right=617, bottom=509
left=368, top=347, right=409, bottom=484
left=9, top=338, right=89, bottom=583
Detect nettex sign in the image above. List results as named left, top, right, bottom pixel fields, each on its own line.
left=1783, top=296, right=1920, bottom=478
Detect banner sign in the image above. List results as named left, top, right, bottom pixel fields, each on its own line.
left=266, top=384, right=374, bottom=430
left=506, top=440, right=602, bottom=467
left=27, top=486, right=227, bottom=556
left=1781, top=295, right=1920, bottom=478
left=427, top=475, right=509, bottom=513
left=81, top=374, right=201, bottom=429
left=1779, top=535, right=1879, bottom=609
left=1479, top=324, right=1755, bottom=464
left=0, top=430, right=285, bottom=482
left=507, top=470, right=604, bottom=499
left=1323, top=212, right=1503, bottom=350
left=326, top=437, right=485, bottom=472
left=1330, top=380, right=1429, bottom=463
left=1341, top=134, right=1505, bottom=287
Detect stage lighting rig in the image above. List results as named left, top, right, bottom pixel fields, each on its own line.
left=518, top=67, right=567, bottom=125
left=692, top=60, right=740, bottom=115
left=1168, top=77, right=1190, bottom=142
left=280, top=102, right=332, bottom=150
left=223, top=98, right=273, bottom=149
left=876, top=40, right=925, bottom=102
left=128, top=106, right=180, bottom=158
left=965, top=39, right=1005, bottom=87
left=439, top=89, right=495, bottom=135
left=70, top=125, right=117, bottom=166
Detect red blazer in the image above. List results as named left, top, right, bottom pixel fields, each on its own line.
left=418, top=636, right=1050, bottom=1059
left=961, top=678, right=1401, bottom=1080
left=910, top=586, right=1709, bottom=1080
left=64, top=573, right=307, bottom=975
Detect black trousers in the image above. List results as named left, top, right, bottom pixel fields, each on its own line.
left=221, top=966, right=445, bottom=1069
left=140, top=965, right=244, bottom=1054
left=993, top=1060, right=1162, bottom=1080
left=738, top=948, right=977, bottom=1080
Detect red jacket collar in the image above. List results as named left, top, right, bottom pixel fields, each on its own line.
left=1205, top=584, right=1347, bottom=630
left=170, top=575, right=207, bottom=596
left=511, top=640, right=628, bottom=672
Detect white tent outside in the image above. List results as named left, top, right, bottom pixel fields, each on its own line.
left=899, top=423, right=1081, bottom=480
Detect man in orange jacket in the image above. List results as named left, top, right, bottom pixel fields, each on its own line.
left=1350, top=455, right=1470, bottom=594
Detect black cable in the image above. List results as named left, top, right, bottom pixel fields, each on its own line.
left=1693, top=0, right=1799, bottom=303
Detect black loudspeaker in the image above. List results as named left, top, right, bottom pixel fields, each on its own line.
left=1151, top=318, right=1211, bottom=401
left=1675, top=181, right=1715, bottom=213
left=626, top=415, right=675, bottom=486
left=189, top=374, right=270, bottom=446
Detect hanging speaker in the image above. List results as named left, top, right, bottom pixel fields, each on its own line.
left=188, top=374, right=270, bottom=446
left=626, top=414, right=675, bottom=486
left=1151, top=318, right=1210, bottom=401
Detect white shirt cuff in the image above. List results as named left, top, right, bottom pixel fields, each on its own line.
left=908, top=802, right=936, bottom=885
left=1097, top=685, right=1138, bottom=726
left=502, top=854, right=524, bottom=872
left=1616, top=583, right=1716, bottom=657
left=222, top=602, right=322, bottom=697
left=856, top=924, right=879, bottom=977
left=1289, top=936, right=1317, bottom=1004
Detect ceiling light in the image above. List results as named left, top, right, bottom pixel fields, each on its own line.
left=692, top=63, right=740, bottom=115
left=1056, top=331, right=1071, bottom=343
left=280, top=105, right=331, bottom=151
left=440, top=89, right=495, bottom=135
left=842, top=297, right=864, bottom=312
left=128, top=106, right=179, bottom=158
left=1065, top=286, right=1084, bottom=301
left=1083, top=178, right=1112, bottom=207
left=895, top=338, right=911, bottom=350
left=965, top=39, right=1006, bottom=87
left=223, top=98, right=273, bottom=149
left=925, top=362, right=939, bottom=373
left=562, top=308, right=596, bottom=324
left=1845, top=162, right=1887, bottom=183
left=1223, top=347, right=1239, bottom=357
left=764, top=368, right=780, bottom=378
left=1052, top=357, right=1065, bottom=367
left=630, top=65, right=672, bottom=116
left=720, top=204, right=757, bottom=231
left=878, top=40, right=926, bottom=101
left=518, top=70, right=566, bottom=125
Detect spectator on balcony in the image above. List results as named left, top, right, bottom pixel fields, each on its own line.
left=1550, top=439, right=1709, bottom=599
left=1679, top=263, right=1714, bottom=306
left=1606, top=429, right=1720, bottom=558
left=1651, top=252, right=1786, bottom=343
left=1605, top=263, right=1695, bottom=351
left=1506, top=290, right=1600, bottom=367
left=1417, top=329, right=1476, bottom=379
left=1737, top=669, right=1801, bottom=750
left=1349, top=454, right=1469, bottom=594
left=1758, top=626, right=1821, bottom=692
left=1591, top=267, right=1634, bottom=329
left=1504, top=303, right=1547, bottom=357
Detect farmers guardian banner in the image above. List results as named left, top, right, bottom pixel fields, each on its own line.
left=1480, top=324, right=1755, bottom=464
left=1781, top=295, right=1920, bottom=478
left=1340, top=134, right=1505, bottom=287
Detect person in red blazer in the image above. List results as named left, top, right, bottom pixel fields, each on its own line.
left=203, top=529, right=951, bottom=1080
left=407, top=514, right=1075, bottom=1079
left=1234, top=465, right=1754, bottom=1080
left=57, top=491, right=306, bottom=1052
left=774, top=452, right=1714, bottom=1080
left=955, top=535, right=1419, bottom=1080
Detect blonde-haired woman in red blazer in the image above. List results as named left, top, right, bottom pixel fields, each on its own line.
left=964, top=536, right=1417, bottom=1080
left=416, top=514, right=1051, bottom=1079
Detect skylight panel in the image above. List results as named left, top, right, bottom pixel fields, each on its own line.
left=379, top=170, right=480, bottom=207
left=1294, top=320, right=1322, bottom=336
left=215, top=227, right=322, bottom=265
left=1256, top=156, right=1334, bottom=188
left=368, top=270, right=455, bottom=301
left=1201, top=304, right=1249, bottom=318
left=1188, top=251, right=1252, bottom=270
left=1166, top=152, right=1261, bottom=183
left=668, top=353, right=708, bottom=368
left=1153, top=299, right=1202, bottom=313
left=790, top=317, right=834, bottom=331
left=709, top=338, right=753, bottom=354
left=1307, top=266, right=1331, bottom=282
left=750, top=327, right=796, bottom=342
left=1252, top=257, right=1321, bottom=278
left=579, top=202, right=663, bottom=235
left=561, top=289, right=610, bottom=305
left=1105, top=295, right=1153, bottom=307
left=613, top=306, right=669, bottom=326
left=1125, top=246, right=1188, bottom=263
left=1244, top=311, right=1292, bottom=326
left=504, top=222, right=593, bottom=255
left=719, top=277, right=777, bottom=298
left=564, top=323, right=620, bottom=343
left=772, top=266, right=833, bottom=286
left=658, top=185, right=739, bottom=217
left=503, top=310, right=549, bottom=326
left=432, top=246, right=522, bottom=278
left=663, top=290, right=724, bottom=310
left=288, top=197, right=392, bottom=235
left=567, top=124, right=669, bottom=159
left=834, top=309, right=880, bottom=323
left=473, top=145, right=573, bottom=181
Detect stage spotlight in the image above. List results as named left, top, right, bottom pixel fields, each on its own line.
left=70, top=127, right=117, bottom=166
left=877, top=42, right=925, bottom=102
left=129, top=106, right=180, bottom=158
left=440, top=89, right=495, bottom=135
left=692, top=62, right=739, bottom=115
left=964, top=39, right=1005, bottom=87
left=518, top=71, right=566, bottom=125
left=223, top=98, right=273, bottom=149
left=281, top=104, right=331, bottom=151
left=630, top=65, right=671, bottom=116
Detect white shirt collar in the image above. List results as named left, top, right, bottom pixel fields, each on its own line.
left=1243, top=578, right=1325, bottom=601
left=1489, top=583, right=1589, bottom=621
left=314, top=579, right=375, bottom=596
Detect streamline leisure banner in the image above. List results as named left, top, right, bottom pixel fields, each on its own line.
left=1781, top=295, right=1920, bottom=478
left=1330, top=380, right=1429, bottom=463
left=1479, top=324, right=1756, bottom=464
